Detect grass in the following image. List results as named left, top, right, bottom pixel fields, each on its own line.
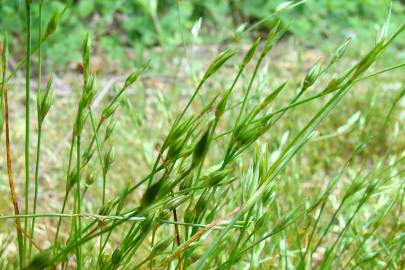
left=0, top=1, right=404, bottom=269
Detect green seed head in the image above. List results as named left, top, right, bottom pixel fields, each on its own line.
left=82, top=147, right=94, bottom=166
left=104, top=119, right=117, bottom=142
left=73, top=113, right=84, bottom=136
left=150, top=237, right=174, bottom=258
left=80, top=74, right=96, bottom=110
left=102, top=102, right=119, bottom=120
left=85, top=171, right=96, bottom=186
left=111, top=248, right=122, bottom=266
left=215, top=92, right=229, bottom=120
left=103, top=146, right=115, bottom=176
left=235, top=123, right=264, bottom=147
left=166, top=195, right=189, bottom=210
left=242, top=37, right=261, bottom=66
left=45, top=10, right=61, bottom=38
left=330, top=38, right=351, bottom=65
left=203, top=48, right=238, bottom=81
left=166, top=137, right=184, bottom=162
left=262, top=21, right=281, bottom=55
left=204, top=168, right=230, bottom=187
left=24, top=248, right=53, bottom=270
left=192, top=124, right=212, bottom=167
left=322, top=75, right=345, bottom=94
left=124, top=61, right=149, bottom=88
left=98, top=200, right=114, bottom=216
left=141, top=180, right=163, bottom=207
left=184, top=204, right=195, bottom=224
left=302, top=62, right=322, bottom=92
left=115, top=186, right=129, bottom=214
left=37, top=77, right=54, bottom=123
left=195, top=196, right=207, bottom=213
left=82, top=34, right=91, bottom=81
left=66, top=168, right=77, bottom=193
left=260, top=81, right=287, bottom=110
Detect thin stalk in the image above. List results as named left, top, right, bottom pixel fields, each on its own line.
left=24, top=1, right=32, bottom=261
left=0, top=213, right=243, bottom=229
left=29, top=122, right=42, bottom=257
left=29, top=0, right=43, bottom=258
left=54, top=192, right=69, bottom=245
left=75, top=135, right=83, bottom=269
left=88, top=109, right=107, bottom=261
left=54, top=135, right=75, bottom=245
left=146, top=79, right=205, bottom=188
left=222, top=53, right=265, bottom=168
left=4, top=87, right=25, bottom=268
left=88, top=111, right=105, bottom=205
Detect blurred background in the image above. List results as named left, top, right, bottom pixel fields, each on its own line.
left=1, top=0, right=404, bottom=72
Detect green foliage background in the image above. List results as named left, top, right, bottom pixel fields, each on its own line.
left=0, top=0, right=404, bottom=66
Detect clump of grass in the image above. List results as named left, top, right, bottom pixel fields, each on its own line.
left=0, top=2, right=404, bottom=269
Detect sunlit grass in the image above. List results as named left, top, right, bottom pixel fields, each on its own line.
left=0, top=1, right=404, bottom=269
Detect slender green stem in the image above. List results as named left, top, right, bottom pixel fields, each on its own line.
left=88, top=109, right=106, bottom=260
left=54, top=192, right=69, bottom=245
left=29, top=122, right=41, bottom=258
left=29, top=0, right=43, bottom=258
left=76, top=135, right=83, bottom=269
left=88, top=111, right=105, bottom=204
left=222, top=56, right=264, bottom=168
left=0, top=213, right=245, bottom=229
left=54, top=135, right=75, bottom=246
left=23, top=1, right=32, bottom=263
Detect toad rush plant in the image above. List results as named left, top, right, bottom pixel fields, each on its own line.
left=0, top=1, right=404, bottom=269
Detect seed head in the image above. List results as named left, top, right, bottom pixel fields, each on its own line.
left=141, top=180, right=163, bottom=207
left=235, top=122, right=261, bottom=145
left=204, top=168, right=230, bottom=187
left=101, top=102, right=119, bottom=120
left=302, top=62, right=322, bottom=92
left=166, top=137, right=184, bottom=162
left=98, top=200, right=114, bottom=216
left=103, top=146, right=115, bottom=176
left=79, top=74, right=96, bottom=110
left=242, top=37, right=261, bottom=66
left=82, top=34, right=91, bottom=81
left=124, top=61, right=149, bottom=88
left=215, top=92, right=229, bottom=120
left=85, top=171, right=96, bottom=186
left=330, top=38, right=351, bottom=65
left=82, top=147, right=94, bottom=166
left=191, top=124, right=212, bottom=167
left=45, top=10, right=61, bottom=38
left=259, top=81, right=287, bottom=110
left=203, top=49, right=238, bottom=81
left=24, top=248, right=53, bottom=270
left=66, top=169, right=77, bottom=193
left=111, top=248, right=122, bottom=266
left=37, top=77, right=54, bottom=123
left=104, top=119, right=116, bottom=142
left=322, top=76, right=345, bottom=94
left=150, top=237, right=174, bottom=258
left=166, top=195, right=189, bottom=210
left=73, top=113, right=84, bottom=136
left=262, top=21, right=281, bottom=55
